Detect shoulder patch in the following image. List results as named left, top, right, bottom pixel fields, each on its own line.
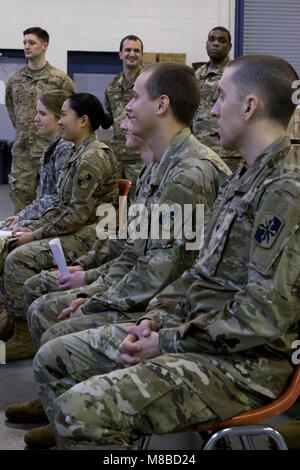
left=77, top=170, right=93, bottom=190
left=254, top=213, right=284, bottom=248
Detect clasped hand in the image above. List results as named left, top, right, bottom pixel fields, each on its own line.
left=58, top=297, right=88, bottom=321
left=119, top=319, right=160, bottom=366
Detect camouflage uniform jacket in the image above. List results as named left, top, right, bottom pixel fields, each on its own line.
left=192, top=57, right=241, bottom=167
left=143, top=136, right=300, bottom=403
left=80, top=127, right=231, bottom=315
left=104, top=68, right=142, bottom=162
left=28, top=134, right=119, bottom=240
left=18, top=137, right=72, bottom=223
left=5, top=62, right=75, bottom=159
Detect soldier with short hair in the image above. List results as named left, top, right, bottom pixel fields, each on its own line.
left=192, top=26, right=243, bottom=172
left=27, top=55, right=300, bottom=450
left=102, top=35, right=145, bottom=198
left=5, top=27, right=76, bottom=212
left=5, top=63, right=231, bottom=447
left=21, top=62, right=230, bottom=351
left=1, top=93, right=119, bottom=362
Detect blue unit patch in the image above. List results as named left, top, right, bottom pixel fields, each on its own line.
left=254, top=213, right=283, bottom=248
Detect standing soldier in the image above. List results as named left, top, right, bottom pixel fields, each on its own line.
left=102, top=35, right=145, bottom=197
left=192, top=26, right=243, bottom=172
left=5, top=27, right=76, bottom=212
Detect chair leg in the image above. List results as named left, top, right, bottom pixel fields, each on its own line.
left=203, top=425, right=289, bottom=450
left=138, top=435, right=152, bottom=450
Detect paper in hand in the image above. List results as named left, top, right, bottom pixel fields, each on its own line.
left=0, top=230, right=12, bottom=237
left=49, top=238, right=69, bottom=277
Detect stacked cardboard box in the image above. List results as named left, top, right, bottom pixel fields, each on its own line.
left=157, top=53, right=186, bottom=64
left=143, top=52, right=158, bottom=65
left=143, top=52, right=187, bottom=65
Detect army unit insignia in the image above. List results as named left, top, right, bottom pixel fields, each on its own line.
left=254, top=213, right=283, bottom=248
left=77, top=170, right=93, bottom=189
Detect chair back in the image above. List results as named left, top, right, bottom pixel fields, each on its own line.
left=118, top=179, right=132, bottom=228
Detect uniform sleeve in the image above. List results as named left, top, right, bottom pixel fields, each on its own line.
left=81, top=161, right=218, bottom=315
left=75, top=238, right=126, bottom=273
left=18, top=195, right=59, bottom=222
left=5, top=79, right=16, bottom=127
left=62, top=75, right=76, bottom=95
left=103, top=88, right=113, bottom=129
left=159, top=182, right=300, bottom=355
left=31, top=149, right=110, bottom=239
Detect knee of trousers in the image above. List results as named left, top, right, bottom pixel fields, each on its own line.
left=5, top=245, right=26, bottom=267
left=26, top=298, right=39, bottom=326
left=4, top=249, right=21, bottom=280
left=23, top=275, right=44, bottom=311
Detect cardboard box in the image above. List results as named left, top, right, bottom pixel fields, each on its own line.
left=173, top=53, right=186, bottom=64
left=143, top=52, right=158, bottom=64
left=157, top=53, right=187, bottom=64
left=157, top=53, right=174, bottom=62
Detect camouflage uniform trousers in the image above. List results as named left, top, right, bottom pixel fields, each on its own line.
left=3, top=224, right=97, bottom=323
left=24, top=269, right=141, bottom=349
left=33, top=322, right=266, bottom=450
left=9, top=154, right=44, bottom=213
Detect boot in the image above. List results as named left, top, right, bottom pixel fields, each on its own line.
left=5, top=398, right=48, bottom=423
left=0, top=308, right=15, bottom=342
left=5, top=321, right=36, bottom=361
left=24, top=424, right=56, bottom=449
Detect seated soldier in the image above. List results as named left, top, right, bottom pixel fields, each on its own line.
left=5, top=63, right=231, bottom=434
left=0, top=89, right=72, bottom=340
left=21, top=63, right=229, bottom=349
left=0, top=93, right=119, bottom=361
left=19, top=54, right=300, bottom=450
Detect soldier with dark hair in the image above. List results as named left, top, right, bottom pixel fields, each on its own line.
left=26, top=55, right=300, bottom=450
left=5, top=63, right=231, bottom=448
left=192, top=26, right=243, bottom=172
left=1, top=93, right=119, bottom=362
left=102, top=34, right=145, bottom=198
left=5, top=27, right=76, bottom=212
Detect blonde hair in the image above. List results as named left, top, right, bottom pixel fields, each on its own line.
left=39, top=90, right=72, bottom=118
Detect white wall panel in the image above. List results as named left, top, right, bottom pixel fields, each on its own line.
left=0, top=0, right=233, bottom=71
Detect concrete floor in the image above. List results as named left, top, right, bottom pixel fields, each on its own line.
left=0, top=184, right=299, bottom=451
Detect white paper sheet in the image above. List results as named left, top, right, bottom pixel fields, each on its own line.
left=0, top=230, right=12, bottom=237
left=49, top=238, right=69, bottom=277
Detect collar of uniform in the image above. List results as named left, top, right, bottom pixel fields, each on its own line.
left=44, top=136, right=62, bottom=155
left=118, top=67, right=142, bottom=89
left=150, top=127, right=191, bottom=186
left=68, top=133, right=97, bottom=163
left=233, top=135, right=291, bottom=194
left=197, top=56, right=230, bottom=79
left=22, top=61, right=52, bottom=78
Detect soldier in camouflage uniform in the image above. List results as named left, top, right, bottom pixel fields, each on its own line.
left=1, top=93, right=119, bottom=361
left=102, top=35, right=145, bottom=198
left=192, top=27, right=243, bottom=172
left=1, top=89, right=73, bottom=230
left=1, top=137, right=71, bottom=231
left=0, top=90, right=72, bottom=341
left=22, top=65, right=230, bottom=352
left=5, top=27, right=76, bottom=212
left=26, top=55, right=300, bottom=450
